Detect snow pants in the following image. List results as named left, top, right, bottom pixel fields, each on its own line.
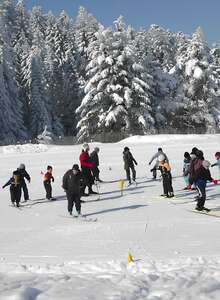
left=66, top=192, right=81, bottom=214
left=92, top=166, right=100, bottom=181
left=21, top=181, right=29, bottom=201
left=10, top=185, right=21, bottom=205
left=125, top=166, right=136, bottom=183
left=162, top=173, right=173, bottom=196
left=195, top=179, right=206, bottom=209
left=44, top=181, right=52, bottom=199
left=151, top=162, right=159, bottom=179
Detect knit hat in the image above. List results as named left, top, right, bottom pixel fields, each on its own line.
left=124, top=147, right=129, bottom=151
left=158, top=154, right=165, bottom=162
left=215, top=152, right=220, bottom=158
left=18, top=163, right=25, bottom=170
left=94, top=147, right=100, bottom=152
left=184, top=152, right=191, bottom=159
left=83, top=143, right=90, bottom=151
left=191, top=147, right=198, bottom=155
left=202, top=160, right=211, bottom=169
left=72, top=164, right=80, bottom=171
left=158, top=147, right=162, bottom=152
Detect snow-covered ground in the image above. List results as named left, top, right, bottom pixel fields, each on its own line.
left=1, top=134, right=220, bottom=299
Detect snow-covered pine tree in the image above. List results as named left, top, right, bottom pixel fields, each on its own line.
left=0, top=0, right=27, bottom=144
left=170, top=27, right=212, bottom=133
left=74, top=6, right=100, bottom=95
left=146, top=24, right=176, bottom=72
left=76, top=16, right=155, bottom=142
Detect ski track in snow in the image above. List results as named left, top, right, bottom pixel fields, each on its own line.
left=1, top=134, right=220, bottom=299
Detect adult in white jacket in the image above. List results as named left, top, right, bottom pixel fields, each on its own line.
left=148, top=147, right=169, bottom=179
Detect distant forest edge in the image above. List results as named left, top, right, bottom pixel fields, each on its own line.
left=1, top=0, right=220, bottom=145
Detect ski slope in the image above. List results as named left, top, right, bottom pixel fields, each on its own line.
left=1, top=134, right=220, bottom=299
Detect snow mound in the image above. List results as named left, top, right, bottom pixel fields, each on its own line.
left=2, top=144, right=48, bottom=154
left=119, top=134, right=220, bottom=144
left=1, top=259, right=220, bottom=299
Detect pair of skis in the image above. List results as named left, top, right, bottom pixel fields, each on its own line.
left=59, top=214, right=97, bottom=222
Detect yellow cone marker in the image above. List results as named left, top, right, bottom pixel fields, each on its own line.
left=118, top=179, right=125, bottom=196
left=128, top=252, right=133, bottom=263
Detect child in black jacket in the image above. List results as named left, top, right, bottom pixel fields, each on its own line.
left=194, top=160, right=217, bottom=211
left=2, top=170, right=22, bottom=207
left=62, top=164, right=83, bottom=216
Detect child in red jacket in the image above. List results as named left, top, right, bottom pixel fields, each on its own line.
left=43, top=165, right=54, bottom=200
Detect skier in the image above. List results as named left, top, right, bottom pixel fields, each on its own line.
left=62, top=164, right=82, bottom=216
left=90, top=147, right=102, bottom=182
left=2, top=170, right=22, bottom=207
left=123, top=147, right=138, bottom=185
left=17, top=163, right=31, bottom=202
left=158, top=154, right=174, bottom=198
left=211, top=152, right=220, bottom=172
left=189, top=148, right=204, bottom=187
left=79, top=143, right=97, bottom=195
left=148, top=148, right=169, bottom=179
left=193, top=160, right=218, bottom=211
left=43, top=165, right=54, bottom=200
left=183, top=152, right=191, bottom=189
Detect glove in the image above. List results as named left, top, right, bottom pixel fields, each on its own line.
left=187, top=184, right=192, bottom=190
left=148, top=162, right=151, bottom=165
left=135, top=162, right=138, bottom=166
left=28, top=179, right=31, bottom=183
left=212, top=179, right=218, bottom=185
left=211, top=164, right=215, bottom=167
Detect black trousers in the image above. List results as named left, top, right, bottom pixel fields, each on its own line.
left=66, top=192, right=81, bottom=214
left=92, top=166, right=100, bottom=181
left=125, top=166, right=136, bottom=183
left=10, top=185, right=21, bottom=204
left=44, top=181, right=52, bottom=199
left=162, top=174, right=173, bottom=196
left=196, top=184, right=206, bottom=208
left=21, top=181, right=29, bottom=200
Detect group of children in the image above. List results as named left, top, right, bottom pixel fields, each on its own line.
left=3, top=144, right=220, bottom=214
left=124, top=146, right=219, bottom=211
left=2, top=165, right=54, bottom=207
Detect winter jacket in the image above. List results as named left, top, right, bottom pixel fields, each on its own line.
left=3, top=170, right=22, bottom=188
left=159, top=162, right=171, bottom=177
left=16, top=169, right=30, bottom=183
left=189, top=157, right=203, bottom=184
left=79, top=150, right=93, bottom=169
left=62, top=169, right=82, bottom=194
left=149, top=151, right=169, bottom=165
left=194, top=166, right=213, bottom=183
left=44, top=172, right=54, bottom=183
left=123, top=150, right=137, bottom=169
left=211, top=159, right=220, bottom=169
left=183, top=158, right=190, bottom=176
left=90, top=151, right=99, bottom=167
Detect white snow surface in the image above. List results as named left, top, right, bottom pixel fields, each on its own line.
left=1, top=134, right=220, bottom=299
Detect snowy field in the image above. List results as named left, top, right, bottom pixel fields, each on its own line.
left=1, top=134, right=220, bottom=299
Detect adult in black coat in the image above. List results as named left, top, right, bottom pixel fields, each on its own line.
left=17, top=164, right=31, bottom=201
left=90, top=147, right=102, bottom=182
left=62, top=164, right=83, bottom=216
left=123, top=147, right=137, bottom=185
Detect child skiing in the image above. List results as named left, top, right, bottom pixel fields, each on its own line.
left=2, top=170, right=22, bottom=207
left=62, top=164, right=82, bottom=216
left=123, top=147, right=138, bottom=186
left=158, top=155, right=174, bottom=198
left=211, top=152, right=220, bottom=173
left=17, top=163, right=31, bottom=202
left=194, top=160, right=218, bottom=211
left=183, top=152, right=191, bottom=189
left=43, top=165, right=54, bottom=200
